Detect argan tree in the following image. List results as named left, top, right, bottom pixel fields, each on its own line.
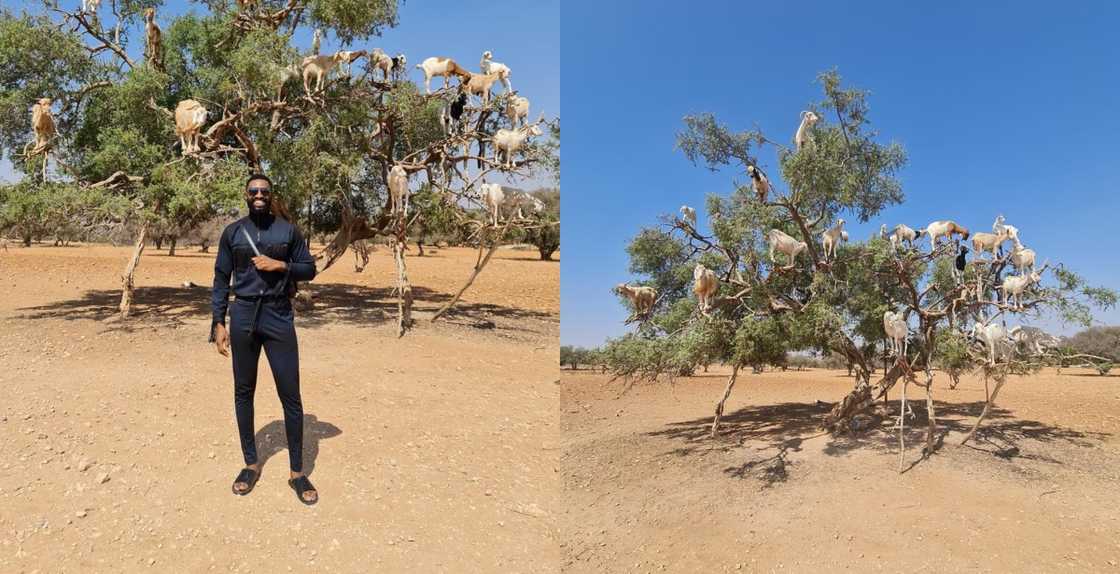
left=0, top=0, right=559, bottom=335
left=605, top=70, right=1115, bottom=466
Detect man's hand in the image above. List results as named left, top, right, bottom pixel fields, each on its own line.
left=252, top=255, right=288, bottom=273
left=214, top=323, right=230, bottom=357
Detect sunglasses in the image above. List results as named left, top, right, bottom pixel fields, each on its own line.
left=247, top=187, right=272, bottom=196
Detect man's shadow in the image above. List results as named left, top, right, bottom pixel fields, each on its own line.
left=253, top=413, right=341, bottom=477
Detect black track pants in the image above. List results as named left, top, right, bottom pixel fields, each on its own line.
left=229, top=297, right=304, bottom=472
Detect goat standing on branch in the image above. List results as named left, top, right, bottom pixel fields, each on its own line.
left=480, top=50, right=513, bottom=92
left=920, top=220, right=969, bottom=251
left=747, top=165, right=770, bottom=202
left=29, top=98, right=55, bottom=156
left=693, top=263, right=718, bottom=313
left=679, top=205, right=697, bottom=228
left=302, top=52, right=345, bottom=93
left=794, top=110, right=819, bottom=151
left=388, top=164, right=410, bottom=217
left=493, top=123, right=543, bottom=169
left=416, top=57, right=471, bottom=94
left=767, top=228, right=807, bottom=270
left=1000, top=267, right=1043, bottom=310
left=821, top=218, right=846, bottom=262
left=615, top=284, right=657, bottom=320
left=144, top=8, right=164, bottom=72
left=174, top=99, right=208, bottom=155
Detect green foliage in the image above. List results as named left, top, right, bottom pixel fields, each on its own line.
left=1063, top=326, right=1120, bottom=362
left=519, top=188, right=559, bottom=260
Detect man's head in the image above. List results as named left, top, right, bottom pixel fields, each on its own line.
left=245, top=173, right=272, bottom=215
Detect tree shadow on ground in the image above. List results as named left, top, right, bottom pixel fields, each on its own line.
left=646, top=399, right=1110, bottom=484
left=14, top=281, right=555, bottom=337
left=253, top=413, right=342, bottom=478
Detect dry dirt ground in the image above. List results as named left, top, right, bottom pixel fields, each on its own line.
left=561, top=366, right=1120, bottom=573
left=0, top=242, right=559, bottom=573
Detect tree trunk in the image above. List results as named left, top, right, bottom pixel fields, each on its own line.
left=432, top=219, right=514, bottom=321
left=711, top=364, right=742, bottom=438
left=392, top=236, right=413, bottom=337
left=823, top=360, right=908, bottom=431
left=119, top=222, right=150, bottom=318
left=154, top=235, right=163, bottom=250
left=22, top=232, right=32, bottom=247
left=168, top=236, right=177, bottom=257
left=539, top=245, right=556, bottom=261
left=961, top=375, right=1007, bottom=445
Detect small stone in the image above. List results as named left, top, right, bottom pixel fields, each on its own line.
left=96, top=472, right=110, bottom=484
left=78, top=458, right=93, bottom=472
left=76, top=510, right=87, bottom=518
left=207, top=452, right=215, bottom=459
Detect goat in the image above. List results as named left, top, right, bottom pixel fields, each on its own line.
left=971, top=321, right=1010, bottom=365
left=880, top=224, right=888, bottom=239
left=311, top=28, right=322, bottom=54
left=747, top=165, right=770, bottom=202
left=144, top=8, right=163, bottom=71
left=970, top=226, right=1012, bottom=259
left=275, top=62, right=302, bottom=100
left=679, top=205, right=697, bottom=228
left=479, top=182, right=504, bottom=225
left=371, top=50, right=406, bottom=81
left=692, top=263, right=718, bottom=312
left=335, top=50, right=366, bottom=79
left=1007, top=326, right=1057, bottom=356
left=479, top=50, right=513, bottom=92
left=174, top=99, right=208, bottom=154
left=821, top=218, right=846, bottom=261
left=999, top=268, right=1042, bottom=310
left=992, top=214, right=1020, bottom=244
left=794, top=110, right=819, bottom=151
left=614, top=284, right=657, bottom=318
left=919, top=220, right=969, bottom=251
left=302, top=52, right=346, bottom=93
left=766, top=229, right=808, bottom=270
left=30, top=98, right=55, bottom=154
left=440, top=90, right=469, bottom=135
left=1009, top=242, right=1036, bottom=272
left=492, top=124, right=542, bottom=169
left=953, top=245, right=969, bottom=282
left=463, top=72, right=502, bottom=105
left=506, top=93, right=530, bottom=128
left=82, top=0, right=101, bottom=14
left=415, top=57, right=471, bottom=94
left=388, top=164, right=409, bottom=216
left=883, top=310, right=908, bottom=357
left=889, top=223, right=919, bottom=250
left=512, top=192, right=545, bottom=219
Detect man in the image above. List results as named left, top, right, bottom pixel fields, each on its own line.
left=210, top=173, right=319, bottom=504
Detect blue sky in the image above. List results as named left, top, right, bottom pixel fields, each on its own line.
left=561, top=0, right=1120, bottom=347
left=0, top=0, right=560, bottom=183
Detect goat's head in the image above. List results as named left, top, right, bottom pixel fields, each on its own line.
left=144, top=7, right=155, bottom=20
left=482, top=50, right=493, bottom=60
left=36, top=97, right=51, bottom=107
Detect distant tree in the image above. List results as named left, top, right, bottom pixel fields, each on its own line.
left=603, top=70, right=1117, bottom=465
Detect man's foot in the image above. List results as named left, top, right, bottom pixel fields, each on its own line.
left=288, top=473, right=318, bottom=505
left=232, top=464, right=261, bottom=495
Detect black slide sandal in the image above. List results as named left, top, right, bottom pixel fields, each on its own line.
left=288, top=475, right=318, bottom=505
left=232, top=468, right=259, bottom=495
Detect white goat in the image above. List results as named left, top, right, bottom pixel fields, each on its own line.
left=415, top=57, right=471, bottom=94
left=692, top=263, right=718, bottom=312
left=889, top=223, right=919, bottom=250
left=992, top=214, right=1020, bottom=244
left=479, top=182, right=504, bottom=225
left=30, top=98, right=56, bottom=154
left=970, top=226, right=1012, bottom=259
left=174, top=99, right=207, bottom=154
left=971, top=321, right=1010, bottom=365
left=1000, top=268, right=1043, bottom=310
left=388, top=164, right=409, bottom=216
left=615, top=284, right=657, bottom=318
left=794, top=110, right=820, bottom=151
left=463, top=72, right=502, bottom=105
left=302, top=52, right=346, bottom=93
left=513, top=192, right=545, bottom=219
left=335, top=50, right=366, bottom=79
left=479, top=50, right=512, bottom=92
left=747, top=165, right=771, bottom=202
left=1007, top=325, right=1059, bottom=356
left=1009, top=242, right=1036, bottom=272
left=766, top=229, right=808, bottom=270
left=82, top=0, right=101, bottom=14
left=821, top=218, right=846, bottom=261
left=506, top=94, right=530, bottom=127
left=679, top=205, right=697, bottom=228
left=920, top=220, right=969, bottom=251
left=493, top=124, right=542, bottom=169
left=883, top=310, right=909, bottom=357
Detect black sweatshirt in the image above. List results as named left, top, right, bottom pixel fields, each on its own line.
left=210, top=212, right=316, bottom=338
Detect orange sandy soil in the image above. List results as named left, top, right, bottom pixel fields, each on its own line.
left=561, top=365, right=1120, bottom=573
left=0, top=242, right=559, bottom=573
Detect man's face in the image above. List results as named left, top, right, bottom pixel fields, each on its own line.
left=246, top=179, right=272, bottom=214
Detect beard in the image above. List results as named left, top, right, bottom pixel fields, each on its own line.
left=247, top=195, right=271, bottom=215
